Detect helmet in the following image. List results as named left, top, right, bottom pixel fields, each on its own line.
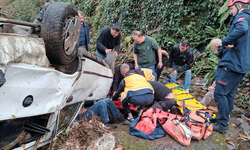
left=228, top=0, right=249, bottom=8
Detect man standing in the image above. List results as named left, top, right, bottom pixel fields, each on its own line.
left=168, top=40, right=194, bottom=92
left=96, top=23, right=121, bottom=59
left=132, top=31, right=162, bottom=71
left=200, top=39, right=223, bottom=106
left=212, top=0, right=250, bottom=133
left=78, top=11, right=90, bottom=51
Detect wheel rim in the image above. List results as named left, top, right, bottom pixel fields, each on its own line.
left=63, top=16, right=80, bottom=55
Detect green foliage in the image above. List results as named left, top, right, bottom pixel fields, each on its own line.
left=11, top=0, right=44, bottom=22
left=192, top=44, right=219, bottom=86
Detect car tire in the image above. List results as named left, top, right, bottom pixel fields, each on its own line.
left=41, top=2, right=80, bottom=65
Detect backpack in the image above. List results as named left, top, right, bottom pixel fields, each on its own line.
left=182, top=109, right=213, bottom=140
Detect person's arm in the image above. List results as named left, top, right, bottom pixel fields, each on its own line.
left=96, top=29, right=108, bottom=53
left=161, top=50, right=169, bottom=58
left=133, top=53, right=139, bottom=69
left=112, top=66, right=123, bottom=92
left=176, top=50, right=194, bottom=73
left=168, top=46, right=175, bottom=68
left=112, top=80, right=125, bottom=100
left=222, top=16, right=248, bottom=46
left=114, top=34, right=121, bottom=53
left=157, top=49, right=163, bottom=69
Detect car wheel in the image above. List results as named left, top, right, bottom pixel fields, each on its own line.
left=41, top=2, right=80, bottom=65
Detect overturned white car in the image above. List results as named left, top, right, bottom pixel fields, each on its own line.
left=0, top=1, right=114, bottom=149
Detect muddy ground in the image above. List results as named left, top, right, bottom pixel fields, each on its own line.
left=44, top=75, right=250, bottom=150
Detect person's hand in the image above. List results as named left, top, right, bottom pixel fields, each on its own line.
left=79, top=107, right=87, bottom=114
left=168, top=68, right=173, bottom=72
left=135, top=64, right=139, bottom=69
left=172, top=70, right=177, bottom=76
left=105, top=49, right=112, bottom=54
left=88, top=44, right=91, bottom=49
left=208, top=86, right=215, bottom=91
left=158, top=62, right=163, bottom=69
left=166, top=92, right=175, bottom=99
left=225, top=44, right=234, bottom=48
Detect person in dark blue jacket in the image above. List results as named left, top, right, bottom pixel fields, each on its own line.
left=213, top=0, right=250, bottom=133
left=78, top=11, right=91, bottom=51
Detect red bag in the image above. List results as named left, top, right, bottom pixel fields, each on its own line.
left=161, top=118, right=192, bottom=146
left=182, top=110, right=213, bottom=140
left=134, top=108, right=157, bottom=134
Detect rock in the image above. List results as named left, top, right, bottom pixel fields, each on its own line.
left=192, top=79, right=208, bottom=86
left=208, top=106, right=218, bottom=113
left=239, top=123, right=250, bottom=133
left=229, top=118, right=241, bottom=126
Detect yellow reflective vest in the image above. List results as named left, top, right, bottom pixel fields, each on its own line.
left=120, top=74, right=154, bottom=101
left=141, top=68, right=156, bottom=81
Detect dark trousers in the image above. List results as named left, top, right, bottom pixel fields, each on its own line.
left=123, top=93, right=154, bottom=114
left=155, top=56, right=167, bottom=80
left=214, top=67, right=245, bottom=127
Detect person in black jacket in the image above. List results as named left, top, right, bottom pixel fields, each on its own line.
left=111, top=63, right=134, bottom=95
left=96, top=23, right=121, bottom=59
left=168, top=40, right=194, bottom=91
left=148, top=81, right=173, bottom=102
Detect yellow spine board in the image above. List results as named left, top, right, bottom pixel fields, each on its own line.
left=165, top=83, right=216, bottom=118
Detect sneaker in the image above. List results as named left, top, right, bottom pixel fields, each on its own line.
left=127, top=117, right=135, bottom=122
left=212, top=122, right=228, bottom=133
left=186, top=89, right=189, bottom=93
left=105, top=123, right=117, bottom=129
left=119, top=120, right=131, bottom=126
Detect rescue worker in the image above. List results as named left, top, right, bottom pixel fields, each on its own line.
left=213, top=0, right=250, bottom=133
left=112, top=70, right=154, bottom=122
left=168, top=40, right=194, bottom=92
left=118, top=63, right=157, bottom=81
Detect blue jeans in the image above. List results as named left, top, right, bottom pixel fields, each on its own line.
left=138, top=64, right=155, bottom=72
left=96, top=50, right=106, bottom=60
left=214, top=67, right=245, bottom=127
left=170, top=63, right=191, bottom=90
left=123, top=93, right=154, bottom=114
left=76, top=98, right=121, bottom=124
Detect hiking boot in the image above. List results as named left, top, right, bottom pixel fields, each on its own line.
left=105, top=123, right=117, bottom=129
left=212, top=122, right=228, bottom=133
left=119, top=120, right=131, bottom=126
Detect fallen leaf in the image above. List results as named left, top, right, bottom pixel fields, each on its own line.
left=243, top=131, right=249, bottom=136
left=226, top=138, right=234, bottom=146
left=239, top=133, right=244, bottom=138
left=231, top=123, right=237, bottom=127
left=12, top=115, right=16, bottom=119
